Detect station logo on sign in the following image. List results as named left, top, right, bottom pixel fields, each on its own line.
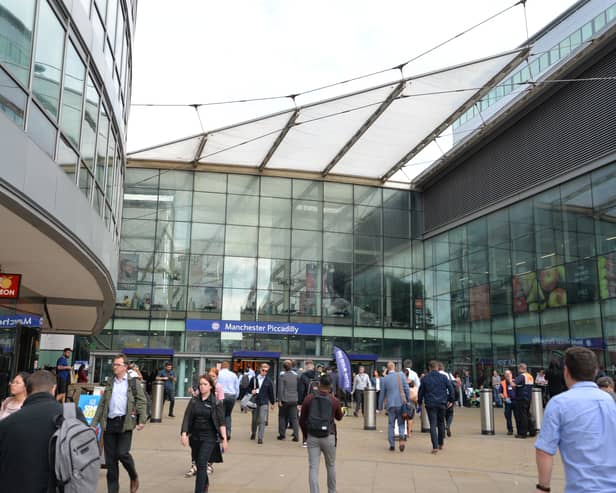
left=0, top=274, right=21, bottom=299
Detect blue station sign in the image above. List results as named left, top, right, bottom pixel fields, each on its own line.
left=0, top=314, right=42, bottom=328
left=186, top=319, right=322, bottom=336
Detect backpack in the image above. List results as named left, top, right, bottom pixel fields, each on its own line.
left=307, top=394, right=333, bottom=438
left=50, top=403, right=100, bottom=493
left=240, top=373, right=250, bottom=390
left=308, top=378, right=320, bottom=396
left=129, top=378, right=150, bottom=422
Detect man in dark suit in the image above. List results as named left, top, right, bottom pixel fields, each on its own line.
left=0, top=370, right=88, bottom=492
left=249, top=363, right=275, bottom=444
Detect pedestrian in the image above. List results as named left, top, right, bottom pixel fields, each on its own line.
left=500, top=369, right=516, bottom=435
left=156, top=361, right=177, bottom=417
left=372, top=369, right=381, bottom=409
left=0, top=370, right=89, bottom=492
left=597, top=375, right=616, bottom=402
left=403, top=359, right=421, bottom=388
left=535, top=347, right=616, bottom=493
left=462, top=369, right=472, bottom=407
left=546, top=358, right=566, bottom=400
left=277, top=359, right=300, bottom=441
left=91, top=353, right=148, bottom=493
left=56, top=347, right=73, bottom=403
left=217, top=361, right=239, bottom=440
left=181, top=373, right=228, bottom=493
left=0, top=371, right=29, bottom=420
left=299, top=360, right=318, bottom=446
left=77, top=364, right=89, bottom=383
left=378, top=361, right=410, bottom=452
left=453, top=372, right=463, bottom=407
left=351, top=366, right=370, bottom=417
left=208, top=367, right=225, bottom=400
left=249, top=363, right=275, bottom=444
left=512, top=362, right=534, bottom=438
left=418, top=360, right=455, bottom=454
left=299, top=374, right=343, bottom=493
left=491, top=370, right=502, bottom=407
left=438, top=362, right=457, bottom=437
left=535, top=368, right=548, bottom=406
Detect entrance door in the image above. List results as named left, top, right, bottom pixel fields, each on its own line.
left=232, top=357, right=280, bottom=396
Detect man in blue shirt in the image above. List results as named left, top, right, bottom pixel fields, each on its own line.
left=156, top=362, right=177, bottom=417
left=534, top=347, right=616, bottom=493
left=418, top=360, right=454, bottom=454
left=55, top=347, right=72, bottom=403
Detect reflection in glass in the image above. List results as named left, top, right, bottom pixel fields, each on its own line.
left=56, top=138, right=78, bottom=181
left=157, top=190, right=192, bottom=222
left=258, top=228, right=290, bottom=259
left=193, top=191, right=226, bottom=224
left=225, top=225, right=257, bottom=257
left=194, top=171, right=226, bottom=193
left=292, top=230, right=322, bottom=260
left=222, top=288, right=257, bottom=321
left=0, top=66, right=26, bottom=125
left=191, top=223, right=225, bottom=255
left=324, top=182, right=352, bottom=203
left=27, top=102, right=56, bottom=157
left=323, top=202, right=352, bottom=233
left=223, top=257, right=256, bottom=289
left=188, top=255, right=223, bottom=287
left=0, top=0, right=35, bottom=86
left=293, top=179, right=322, bottom=201
left=261, top=176, right=291, bottom=197
left=227, top=194, right=259, bottom=225
left=260, top=197, right=291, bottom=228
left=155, top=221, right=191, bottom=254
left=82, top=76, right=99, bottom=171
left=322, top=262, right=351, bottom=319
left=228, top=174, right=259, bottom=195
left=355, top=205, right=381, bottom=235
left=60, top=42, right=85, bottom=149
left=78, top=162, right=93, bottom=200
left=293, top=200, right=322, bottom=230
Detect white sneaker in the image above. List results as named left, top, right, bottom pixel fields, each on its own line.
left=302, top=441, right=308, bottom=448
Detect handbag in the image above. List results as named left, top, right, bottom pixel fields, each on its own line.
left=240, top=376, right=258, bottom=409
left=398, top=373, right=411, bottom=419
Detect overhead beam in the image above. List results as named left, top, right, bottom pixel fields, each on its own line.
left=320, top=81, right=405, bottom=177
left=191, top=135, right=208, bottom=167
left=258, top=109, right=300, bottom=171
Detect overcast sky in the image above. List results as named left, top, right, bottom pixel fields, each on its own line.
left=127, top=0, right=579, bottom=155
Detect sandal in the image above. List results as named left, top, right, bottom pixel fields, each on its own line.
left=207, top=464, right=214, bottom=475
left=184, top=464, right=197, bottom=478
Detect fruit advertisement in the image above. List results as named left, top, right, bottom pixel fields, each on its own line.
left=598, top=253, right=616, bottom=299
left=512, top=265, right=566, bottom=313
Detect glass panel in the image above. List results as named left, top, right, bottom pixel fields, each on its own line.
left=120, top=219, right=156, bottom=251
left=225, top=225, right=258, bottom=257
left=354, top=235, right=381, bottom=264
left=191, top=223, right=225, bottom=255
left=27, top=102, right=56, bottom=157
left=227, top=194, right=259, bottom=225
left=228, top=174, right=258, bottom=195
left=159, top=170, right=193, bottom=191
left=355, top=205, right=381, bottom=235
left=260, top=197, right=291, bottom=228
left=188, top=255, right=223, bottom=287
left=324, top=232, right=353, bottom=263
left=261, top=176, right=291, bottom=197
left=354, top=185, right=381, bottom=206
left=157, top=190, right=192, bottom=222
left=78, top=163, right=93, bottom=200
left=290, top=261, right=320, bottom=317
left=60, top=42, right=85, bottom=149
left=105, top=0, right=117, bottom=49
left=292, top=230, right=322, bottom=260
left=96, top=105, right=109, bottom=180
left=561, top=175, right=595, bottom=262
left=155, top=220, right=191, bottom=254
left=188, top=286, right=221, bottom=313
left=293, top=179, right=322, bottom=201
left=56, top=138, right=77, bottom=181
left=193, top=191, right=226, bottom=224
left=323, top=202, right=352, bottom=233
left=292, top=199, right=322, bottom=230
left=323, top=262, right=352, bottom=320
left=324, top=182, right=352, bottom=203
left=93, top=185, right=103, bottom=215
left=81, top=76, right=99, bottom=170
left=258, top=227, right=290, bottom=259
left=194, top=171, right=226, bottom=192
left=384, top=267, right=411, bottom=327
left=0, top=67, right=26, bottom=126
left=258, top=258, right=290, bottom=290
left=384, top=237, right=411, bottom=268
left=0, top=0, right=35, bottom=86
left=32, top=1, right=64, bottom=119
left=383, top=188, right=410, bottom=210
left=222, top=288, right=256, bottom=320
left=534, top=189, right=563, bottom=269
left=257, top=290, right=289, bottom=319
left=383, top=208, right=409, bottom=238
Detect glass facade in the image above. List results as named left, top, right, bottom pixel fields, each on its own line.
left=109, top=163, right=616, bottom=380
left=0, top=0, right=135, bottom=239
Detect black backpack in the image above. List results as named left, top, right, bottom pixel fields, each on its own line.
left=307, top=394, right=333, bottom=438
left=240, top=373, right=250, bottom=390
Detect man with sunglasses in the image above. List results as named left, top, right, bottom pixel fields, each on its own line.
left=248, top=364, right=275, bottom=444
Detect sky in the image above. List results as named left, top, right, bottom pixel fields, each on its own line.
left=127, top=0, right=580, bottom=166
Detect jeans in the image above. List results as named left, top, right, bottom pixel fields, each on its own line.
left=387, top=406, right=405, bottom=447
left=103, top=428, right=137, bottom=493
left=426, top=405, right=446, bottom=450
left=445, top=405, right=454, bottom=430
left=278, top=402, right=299, bottom=438
left=223, top=394, right=236, bottom=436
left=503, top=400, right=514, bottom=433
left=493, top=387, right=503, bottom=407
left=164, top=387, right=175, bottom=416
left=354, top=390, right=364, bottom=414
left=251, top=404, right=268, bottom=440
left=192, top=437, right=215, bottom=493
left=307, top=434, right=336, bottom=493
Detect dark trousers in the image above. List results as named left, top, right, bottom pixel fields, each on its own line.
left=192, top=437, right=215, bottom=493
left=426, top=405, right=446, bottom=450
left=278, top=402, right=299, bottom=438
left=164, top=388, right=175, bottom=416
left=354, top=390, right=364, bottom=414
left=515, top=399, right=531, bottom=435
left=504, top=401, right=514, bottom=433
left=223, top=394, right=236, bottom=436
left=103, top=428, right=137, bottom=493
left=445, top=405, right=454, bottom=430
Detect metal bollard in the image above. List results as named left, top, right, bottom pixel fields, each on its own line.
left=150, top=380, right=165, bottom=423
left=480, top=388, right=495, bottom=435
left=420, top=403, right=430, bottom=432
left=363, top=387, right=376, bottom=430
left=530, top=387, right=544, bottom=433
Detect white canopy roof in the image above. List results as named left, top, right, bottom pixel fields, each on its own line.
left=129, top=49, right=526, bottom=186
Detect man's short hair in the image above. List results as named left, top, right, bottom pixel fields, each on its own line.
left=597, top=376, right=615, bottom=389
left=63, top=347, right=72, bottom=352
left=283, top=360, right=292, bottom=371
left=165, top=361, right=173, bottom=367
left=114, top=353, right=128, bottom=365
left=428, top=360, right=439, bottom=370
left=518, top=363, right=527, bottom=371
left=403, top=359, right=413, bottom=369
left=221, top=361, right=229, bottom=369
left=27, top=370, right=56, bottom=394
left=305, top=360, right=314, bottom=368
left=564, top=347, right=598, bottom=382
left=319, top=374, right=332, bottom=388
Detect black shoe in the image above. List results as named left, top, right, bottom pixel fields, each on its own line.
left=292, top=436, right=299, bottom=442
left=515, top=434, right=527, bottom=439
left=250, top=434, right=255, bottom=440
left=507, top=431, right=513, bottom=435
left=528, top=432, right=537, bottom=437
left=168, top=414, right=175, bottom=418
left=446, top=428, right=451, bottom=437
left=258, top=438, right=263, bottom=444
left=389, top=446, right=395, bottom=451
left=277, top=435, right=285, bottom=440
left=227, top=434, right=231, bottom=441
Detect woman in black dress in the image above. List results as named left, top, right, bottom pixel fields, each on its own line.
left=181, top=373, right=228, bottom=493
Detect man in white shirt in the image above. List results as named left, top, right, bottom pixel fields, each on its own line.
left=403, top=359, right=420, bottom=389
left=352, top=366, right=370, bottom=417
left=217, top=361, right=239, bottom=440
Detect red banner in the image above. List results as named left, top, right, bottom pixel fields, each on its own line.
left=0, top=274, right=21, bottom=299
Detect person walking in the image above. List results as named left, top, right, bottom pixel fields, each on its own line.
left=248, top=363, right=275, bottom=444
left=546, top=358, right=566, bottom=401
left=299, top=374, right=343, bottom=493
left=156, top=361, right=177, bottom=417
left=217, top=361, right=239, bottom=441
left=351, top=366, right=370, bottom=417
left=378, top=361, right=410, bottom=452
left=0, top=371, right=29, bottom=420
left=91, top=353, right=148, bottom=493
left=491, top=370, right=502, bottom=407
left=418, top=360, right=455, bottom=454
left=55, top=347, right=72, bottom=403
left=535, top=347, right=616, bottom=493
left=500, top=370, right=516, bottom=435
left=597, top=375, right=616, bottom=402
left=298, top=360, right=318, bottom=446
left=512, top=362, right=534, bottom=438
left=181, top=373, right=228, bottom=493
left=438, top=362, right=457, bottom=437
left=277, top=359, right=300, bottom=441
left=0, top=370, right=90, bottom=492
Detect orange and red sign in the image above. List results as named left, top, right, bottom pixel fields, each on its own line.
left=0, top=274, right=21, bottom=299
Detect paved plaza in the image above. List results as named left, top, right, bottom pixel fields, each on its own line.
left=96, top=400, right=565, bottom=493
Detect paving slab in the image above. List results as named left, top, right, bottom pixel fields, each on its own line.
left=96, top=402, right=565, bottom=493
